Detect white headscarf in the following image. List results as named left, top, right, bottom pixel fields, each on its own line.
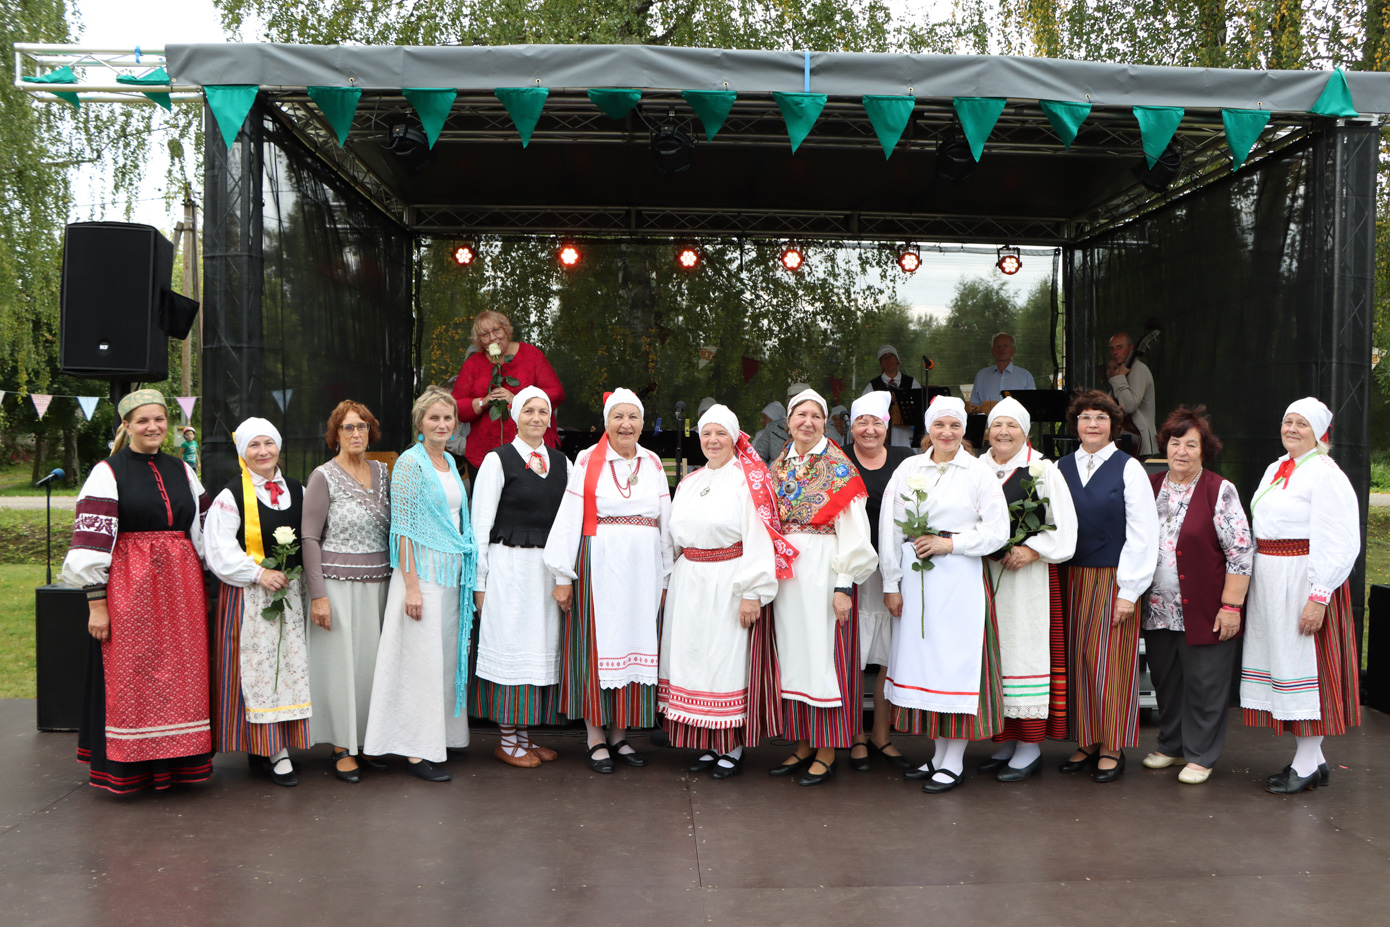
left=697, top=403, right=740, bottom=438
left=787, top=388, right=828, bottom=418
left=510, top=385, right=551, bottom=425
left=986, top=396, right=1031, bottom=434
left=603, top=388, right=644, bottom=421
left=233, top=417, right=282, bottom=460
left=762, top=401, right=786, bottom=422
left=1285, top=397, right=1333, bottom=442
left=924, top=395, right=967, bottom=428
left=850, top=391, right=891, bottom=424
left=697, top=396, right=717, bottom=416
left=876, top=344, right=899, bottom=360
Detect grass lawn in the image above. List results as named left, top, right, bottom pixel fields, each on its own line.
left=0, top=565, right=41, bottom=698
left=0, top=463, right=78, bottom=497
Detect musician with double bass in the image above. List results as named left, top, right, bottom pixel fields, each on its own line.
left=1107, top=332, right=1157, bottom=457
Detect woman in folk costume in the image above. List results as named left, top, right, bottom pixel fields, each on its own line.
left=469, top=386, right=571, bottom=768
left=1241, top=397, right=1361, bottom=794
left=205, top=417, right=312, bottom=787
left=880, top=396, right=1010, bottom=793
left=62, top=389, right=213, bottom=794
left=363, top=386, right=478, bottom=783
left=659, top=404, right=788, bottom=779
left=544, top=388, right=674, bottom=773
left=764, top=388, right=878, bottom=787
left=976, top=397, right=1077, bottom=782
left=1055, top=390, right=1158, bottom=783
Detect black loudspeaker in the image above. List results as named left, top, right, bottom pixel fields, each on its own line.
left=35, top=585, right=89, bottom=732
left=1366, top=584, right=1390, bottom=714
left=59, top=222, right=182, bottom=380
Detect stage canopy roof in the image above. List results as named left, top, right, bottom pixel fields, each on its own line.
left=17, top=42, right=1390, bottom=244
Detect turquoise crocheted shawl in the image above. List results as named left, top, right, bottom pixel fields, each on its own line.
left=389, top=442, right=477, bottom=715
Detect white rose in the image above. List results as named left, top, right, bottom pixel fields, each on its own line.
left=487, top=342, right=502, bottom=358
left=906, top=473, right=932, bottom=492
left=273, top=525, right=297, bottom=546
left=1028, top=459, right=1047, bottom=479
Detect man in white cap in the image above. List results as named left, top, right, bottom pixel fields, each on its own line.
left=861, top=345, right=921, bottom=448
left=970, top=332, right=1035, bottom=406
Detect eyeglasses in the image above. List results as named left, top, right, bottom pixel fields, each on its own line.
left=1077, top=414, right=1110, bottom=424
left=478, top=327, right=506, bottom=340
left=340, top=423, right=371, bottom=433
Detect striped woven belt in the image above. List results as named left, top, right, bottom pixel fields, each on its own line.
left=597, top=515, right=659, bottom=528
left=683, top=542, right=743, bottom=562
left=784, top=524, right=836, bottom=536
left=1256, top=538, right=1310, bottom=556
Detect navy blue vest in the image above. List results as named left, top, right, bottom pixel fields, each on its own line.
left=1059, top=451, right=1127, bottom=568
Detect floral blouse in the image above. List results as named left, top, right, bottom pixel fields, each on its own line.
left=1143, top=472, right=1253, bottom=632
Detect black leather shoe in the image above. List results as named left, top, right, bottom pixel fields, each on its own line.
left=586, top=742, right=615, bottom=774
left=768, top=753, right=813, bottom=777
left=1059, top=748, right=1100, bottom=773
left=867, top=739, right=916, bottom=770
left=358, top=753, right=389, bottom=772
left=610, top=740, right=647, bottom=767
left=977, top=755, right=1008, bottom=773
left=996, top=756, right=1042, bottom=782
left=710, top=754, right=743, bottom=780
left=1267, top=763, right=1330, bottom=788
left=1267, top=766, right=1322, bottom=794
left=1092, top=751, right=1126, bottom=783
left=330, top=749, right=362, bottom=784
left=904, top=762, right=937, bottom=781
left=267, top=759, right=298, bottom=788
left=404, top=758, right=451, bottom=782
left=688, top=751, right=718, bottom=773
left=848, top=744, right=871, bottom=772
left=796, top=758, right=836, bottom=786
left=921, top=768, right=963, bottom=793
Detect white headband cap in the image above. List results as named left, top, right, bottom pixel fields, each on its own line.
left=762, top=401, right=786, bottom=421
left=986, top=396, right=1031, bottom=434
left=603, top=388, right=644, bottom=421
left=850, top=390, right=891, bottom=425
left=924, top=395, right=967, bottom=428
left=877, top=344, right=899, bottom=360
left=1284, top=397, right=1332, bottom=442
left=697, top=403, right=740, bottom=438
left=511, top=385, right=551, bottom=425
left=234, top=417, right=282, bottom=459
left=788, top=388, right=828, bottom=418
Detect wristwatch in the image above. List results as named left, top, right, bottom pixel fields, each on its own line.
left=834, top=586, right=853, bottom=596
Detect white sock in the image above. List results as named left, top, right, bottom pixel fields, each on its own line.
left=608, top=728, right=634, bottom=753
left=586, top=722, right=609, bottom=757
left=270, top=748, right=291, bottom=774
left=716, top=745, right=744, bottom=768
left=991, top=740, right=1017, bottom=761
left=1315, top=744, right=1326, bottom=766
left=500, top=725, right=523, bottom=756
left=515, top=726, right=532, bottom=748
left=1292, top=735, right=1324, bottom=777
left=1008, top=742, right=1042, bottom=769
left=918, top=739, right=942, bottom=773
left=931, top=738, right=967, bottom=784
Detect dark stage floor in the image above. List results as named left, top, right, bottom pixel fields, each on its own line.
left=3, top=699, right=1389, bottom=926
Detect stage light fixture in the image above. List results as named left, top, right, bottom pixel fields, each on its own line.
left=651, top=108, right=694, bottom=174
left=381, top=120, right=435, bottom=174
left=451, top=241, right=478, bottom=267
left=557, top=241, right=583, bottom=269
left=675, top=242, right=702, bottom=271
left=779, top=241, right=805, bottom=273
left=1133, top=138, right=1184, bottom=193
left=935, top=125, right=975, bottom=183
left=895, top=244, right=922, bottom=274
left=996, top=245, right=1022, bottom=275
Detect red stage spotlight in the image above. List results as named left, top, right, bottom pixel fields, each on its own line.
left=895, top=244, right=921, bottom=274
left=675, top=243, right=702, bottom=271
left=779, top=241, right=804, bottom=273
left=557, top=241, right=582, bottom=269
left=996, top=245, right=1022, bottom=275
left=451, top=242, right=477, bottom=267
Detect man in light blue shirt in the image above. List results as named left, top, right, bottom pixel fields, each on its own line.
left=970, top=332, right=1035, bottom=405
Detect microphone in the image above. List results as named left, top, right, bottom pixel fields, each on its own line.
left=674, top=400, right=686, bottom=419
left=34, top=468, right=64, bottom=488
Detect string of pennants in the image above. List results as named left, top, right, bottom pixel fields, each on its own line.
left=0, top=391, right=200, bottom=422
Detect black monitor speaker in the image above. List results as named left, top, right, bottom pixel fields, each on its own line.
left=35, top=585, right=89, bottom=732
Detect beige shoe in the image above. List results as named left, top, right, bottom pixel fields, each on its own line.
left=1178, top=765, right=1212, bottom=785
left=1142, top=752, right=1186, bottom=769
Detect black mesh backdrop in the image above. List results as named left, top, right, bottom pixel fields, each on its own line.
left=1066, top=124, right=1376, bottom=638
left=202, top=101, right=415, bottom=492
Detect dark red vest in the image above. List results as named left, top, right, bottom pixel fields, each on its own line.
left=1149, top=470, right=1240, bottom=646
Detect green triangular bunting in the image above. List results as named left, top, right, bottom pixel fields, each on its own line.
left=1221, top=108, right=1272, bottom=171
left=952, top=97, right=1007, bottom=162
left=682, top=89, right=737, bottom=143
left=862, top=95, right=915, bottom=159
left=1310, top=68, right=1358, bottom=117
left=495, top=87, right=548, bottom=147
left=588, top=88, right=642, bottom=120
left=307, top=86, right=363, bottom=147
left=204, top=85, right=259, bottom=150
left=403, top=88, right=457, bottom=149
left=773, top=91, right=827, bottom=153
left=117, top=68, right=173, bottom=110
left=22, top=65, right=80, bottom=108
left=1134, top=105, right=1185, bottom=168
left=1040, top=100, right=1090, bottom=150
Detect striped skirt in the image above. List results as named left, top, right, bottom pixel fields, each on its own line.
left=212, top=584, right=312, bottom=756
left=559, top=537, right=658, bottom=729
left=779, top=595, right=864, bottom=749
left=1065, top=566, right=1140, bottom=749
left=665, top=718, right=743, bottom=754
left=994, top=565, right=1069, bottom=744
left=470, top=679, right=562, bottom=726
left=1243, top=581, right=1360, bottom=737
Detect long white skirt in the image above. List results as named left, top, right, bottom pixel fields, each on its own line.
left=660, top=555, right=751, bottom=729
left=857, top=568, right=892, bottom=668
left=477, top=544, right=561, bottom=686
left=363, top=568, right=470, bottom=762
left=771, top=534, right=841, bottom=707
left=886, top=544, right=986, bottom=715
left=308, top=578, right=386, bottom=752
left=986, top=557, right=1051, bottom=719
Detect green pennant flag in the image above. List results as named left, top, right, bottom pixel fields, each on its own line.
left=1221, top=108, right=1272, bottom=171
left=23, top=65, right=80, bottom=108
left=307, top=86, right=363, bottom=147
left=1310, top=68, right=1358, bottom=117
left=588, top=88, right=642, bottom=120
left=403, top=88, right=457, bottom=149
left=773, top=91, right=827, bottom=153
left=495, top=86, right=549, bottom=147
left=1040, top=100, right=1090, bottom=150
left=117, top=67, right=172, bottom=110
left=862, top=95, right=915, bottom=159
left=1134, top=105, right=1185, bottom=168
left=681, top=89, right=737, bottom=143
left=204, top=85, right=259, bottom=150
left=952, top=97, right=1007, bottom=161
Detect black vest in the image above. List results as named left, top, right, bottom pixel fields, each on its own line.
left=986, top=466, right=1029, bottom=559
left=1059, top=452, right=1127, bottom=568
left=226, top=476, right=305, bottom=572
left=489, top=444, right=567, bottom=548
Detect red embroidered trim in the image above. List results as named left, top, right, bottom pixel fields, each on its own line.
left=146, top=460, right=173, bottom=526
left=1255, top=538, right=1310, bottom=557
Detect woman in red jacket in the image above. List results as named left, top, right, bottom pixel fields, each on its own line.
left=451, top=311, right=565, bottom=481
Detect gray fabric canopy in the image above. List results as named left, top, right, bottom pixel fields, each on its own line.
left=166, top=42, right=1390, bottom=113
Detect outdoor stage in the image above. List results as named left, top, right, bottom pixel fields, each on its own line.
left=3, top=698, right=1388, bottom=926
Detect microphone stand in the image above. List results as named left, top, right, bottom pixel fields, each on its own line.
left=45, top=478, right=53, bottom=586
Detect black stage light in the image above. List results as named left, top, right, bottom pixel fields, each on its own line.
left=935, top=126, right=975, bottom=182
left=651, top=109, right=694, bottom=174
left=779, top=241, right=805, bottom=273
left=382, top=120, right=434, bottom=174
left=896, top=243, right=921, bottom=274
left=1134, top=138, right=1184, bottom=193
left=451, top=241, right=478, bottom=267
left=675, top=242, right=702, bottom=271
left=996, top=245, right=1022, bottom=275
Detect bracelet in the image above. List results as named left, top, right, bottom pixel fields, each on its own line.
left=834, top=586, right=853, bottom=596
left=1219, top=604, right=1241, bottom=613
